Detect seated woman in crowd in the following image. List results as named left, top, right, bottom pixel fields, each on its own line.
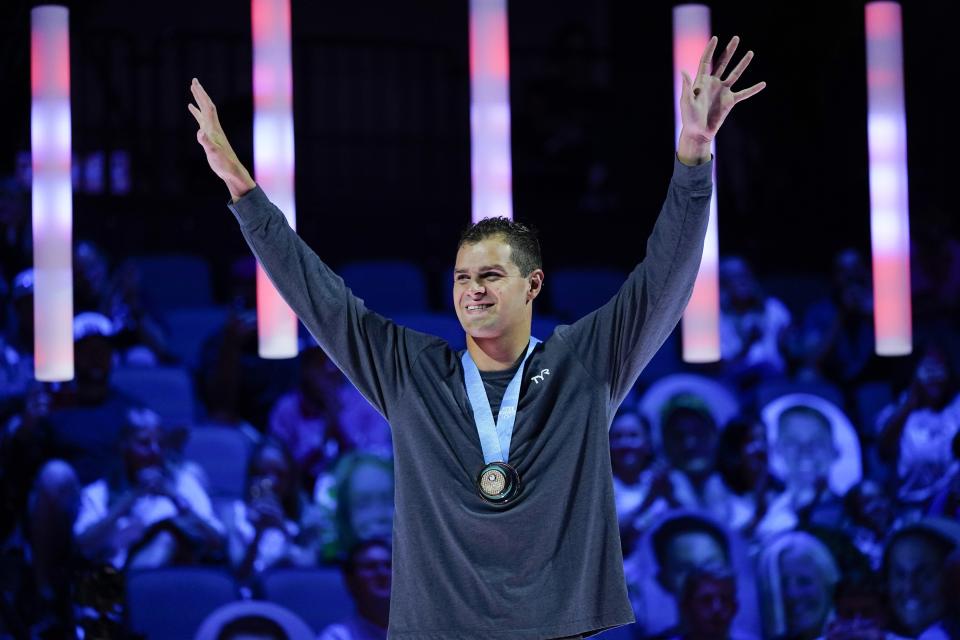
left=715, top=415, right=794, bottom=545
left=73, top=407, right=224, bottom=569
left=877, top=343, right=960, bottom=510
left=757, top=531, right=840, bottom=640
left=224, top=439, right=315, bottom=580
left=267, top=346, right=346, bottom=491
left=609, top=406, right=674, bottom=555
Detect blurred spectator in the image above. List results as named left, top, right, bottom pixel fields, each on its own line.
left=216, top=615, right=290, bottom=640
left=335, top=384, right=392, bottom=457
left=917, top=549, right=960, bottom=640
left=73, top=407, right=224, bottom=569
left=911, top=209, right=960, bottom=325
left=652, top=514, right=733, bottom=610
left=224, top=440, right=315, bottom=580
left=825, top=574, right=901, bottom=640
left=0, top=269, right=35, bottom=407
left=757, top=531, right=839, bottom=640
left=73, top=240, right=111, bottom=315
left=610, top=406, right=672, bottom=555
left=317, top=539, right=391, bottom=640
left=719, top=257, right=792, bottom=388
left=0, top=460, right=86, bottom=638
left=268, top=346, right=345, bottom=489
left=797, top=249, right=878, bottom=385
left=106, top=259, right=174, bottom=366
left=668, top=565, right=743, bottom=640
left=0, top=175, right=31, bottom=280
left=843, top=480, right=898, bottom=571
left=927, top=432, right=960, bottom=519
left=327, top=453, right=394, bottom=561
left=197, top=258, right=298, bottom=430
left=883, top=518, right=960, bottom=638
left=769, top=405, right=845, bottom=529
left=715, top=416, right=795, bottom=543
left=28, top=313, right=139, bottom=486
left=660, top=394, right=748, bottom=526
left=877, top=344, right=960, bottom=508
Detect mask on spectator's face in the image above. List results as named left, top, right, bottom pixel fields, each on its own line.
left=887, top=534, right=949, bottom=635
left=658, top=531, right=730, bottom=597
left=779, top=549, right=833, bottom=637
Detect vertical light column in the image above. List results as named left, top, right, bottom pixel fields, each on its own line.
left=252, top=0, right=298, bottom=358
left=866, top=1, right=911, bottom=356
left=31, top=5, right=74, bottom=381
left=469, top=0, right=513, bottom=221
left=674, top=4, right=720, bottom=363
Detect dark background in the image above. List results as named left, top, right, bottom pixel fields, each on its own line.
left=1, top=0, right=956, bottom=309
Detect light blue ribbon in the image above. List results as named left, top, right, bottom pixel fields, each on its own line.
left=461, top=338, right=541, bottom=464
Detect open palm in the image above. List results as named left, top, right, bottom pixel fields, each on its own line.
left=680, top=36, right=765, bottom=144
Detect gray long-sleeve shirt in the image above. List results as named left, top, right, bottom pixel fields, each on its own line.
left=228, top=156, right=712, bottom=639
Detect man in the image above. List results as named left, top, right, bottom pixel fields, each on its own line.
left=671, top=565, right=742, bottom=640
left=318, top=539, right=392, bottom=640
left=189, top=35, right=763, bottom=639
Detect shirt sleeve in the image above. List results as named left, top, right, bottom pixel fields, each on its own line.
left=228, top=189, right=436, bottom=419
left=555, top=156, right=712, bottom=408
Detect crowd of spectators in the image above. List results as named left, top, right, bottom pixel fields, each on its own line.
left=1, top=172, right=960, bottom=639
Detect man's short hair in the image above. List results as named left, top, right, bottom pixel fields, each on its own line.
left=458, top=216, right=542, bottom=277
left=216, top=615, right=288, bottom=640
left=651, top=514, right=731, bottom=567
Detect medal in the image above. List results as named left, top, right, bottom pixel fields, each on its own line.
left=462, top=338, right=540, bottom=507
left=476, top=461, right=521, bottom=505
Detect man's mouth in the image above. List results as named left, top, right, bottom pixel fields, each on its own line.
left=465, top=303, right=493, bottom=313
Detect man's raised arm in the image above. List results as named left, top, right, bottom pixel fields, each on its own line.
left=187, top=79, right=429, bottom=418
left=558, top=36, right=765, bottom=408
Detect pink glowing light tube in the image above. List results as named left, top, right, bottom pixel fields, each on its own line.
left=31, top=5, right=74, bottom=381
left=469, top=0, right=513, bottom=222
left=674, top=4, right=720, bottom=363
left=866, top=1, right=912, bottom=356
left=252, top=0, right=298, bottom=358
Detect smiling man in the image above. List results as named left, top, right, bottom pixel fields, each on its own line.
left=189, top=35, right=763, bottom=640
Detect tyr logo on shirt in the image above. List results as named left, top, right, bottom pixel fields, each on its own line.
left=530, top=369, right=551, bottom=384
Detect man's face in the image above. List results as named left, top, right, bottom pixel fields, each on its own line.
left=659, top=531, right=729, bottom=596
left=887, top=535, right=948, bottom=635
left=610, top=412, right=653, bottom=479
left=347, top=544, right=392, bottom=604
left=775, top=412, right=838, bottom=492
left=124, top=422, right=164, bottom=476
left=682, top=576, right=738, bottom=639
left=663, top=410, right=717, bottom=476
left=779, top=550, right=833, bottom=637
left=453, top=237, right=541, bottom=341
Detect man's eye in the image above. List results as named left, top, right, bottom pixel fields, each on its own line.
left=483, top=273, right=501, bottom=280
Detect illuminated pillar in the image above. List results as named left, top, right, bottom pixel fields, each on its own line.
left=31, top=5, right=74, bottom=381
left=469, top=0, right=513, bottom=222
left=252, top=0, right=298, bottom=358
left=674, top=4, right=720, bottom=363
left=866, top=1, right=912, bottom=356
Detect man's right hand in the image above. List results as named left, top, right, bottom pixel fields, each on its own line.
left=187, top=78, right=257, bottom=201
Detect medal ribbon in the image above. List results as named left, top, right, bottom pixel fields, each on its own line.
left=462, top=337, right=540, bottom=464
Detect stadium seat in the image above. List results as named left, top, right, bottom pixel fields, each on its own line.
left=755, top=378, right=844, bottom=410
left=126, top=567, right=238, bottom=640
left=547, top=267, right=627, bottom=322
left=339, top=260, right=428, bottom=313
left=129, top=254, right=214, bottom=310
left=112, top=366, right=196, bottom=425
left=258, top=567, right=354, bottom=633
left=163, top=306, right=230, bottom=368
left=183, top=425, right=253, bottom=499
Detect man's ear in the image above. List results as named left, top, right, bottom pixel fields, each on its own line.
left=527, top=269, right=544, bottom=303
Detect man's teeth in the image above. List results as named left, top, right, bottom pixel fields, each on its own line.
left=467, top=304, right=491, bottom=311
